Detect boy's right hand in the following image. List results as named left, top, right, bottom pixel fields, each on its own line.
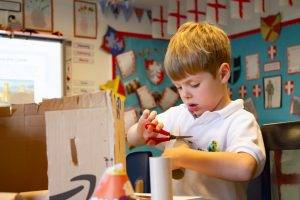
left=137, top=109, right=163, bottom=146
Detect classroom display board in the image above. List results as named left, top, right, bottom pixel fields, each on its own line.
left=230, top=22, right=300, bottom=125
left=114, top=34, right=178, bottom=156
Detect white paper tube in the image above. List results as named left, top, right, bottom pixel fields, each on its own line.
left=150, top=156, right=173, bottom=200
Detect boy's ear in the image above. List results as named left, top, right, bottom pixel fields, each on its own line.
left=219, top=63, right=230, bottom=83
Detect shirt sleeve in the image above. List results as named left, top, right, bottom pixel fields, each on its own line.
left=226, top=111, right=266, bottom=177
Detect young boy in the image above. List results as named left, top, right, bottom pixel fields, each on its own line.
left=127, top=22, right=266, bottom=200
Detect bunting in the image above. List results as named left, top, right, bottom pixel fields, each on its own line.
left=167, top=0, right=187, bottom=35
left=230, top=0, right=252, bottom=19
left=152, top=6, right=168, bottom=39
left=123, top=7, right=134, bottom=21
left=135, top=8, right=144, bottom=22
left=186, top=0, right=206, bottom=22
left=206, top=0, right=228, bottom=25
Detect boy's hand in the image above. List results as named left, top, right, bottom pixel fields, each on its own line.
left=162, top=143, right=189, bottom=170
left=137, top=109, right=163, bottom=146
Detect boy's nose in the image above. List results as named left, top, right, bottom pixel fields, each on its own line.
left=181, top=89, right=192, bottom=99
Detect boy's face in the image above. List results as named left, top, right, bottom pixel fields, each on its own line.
left=173, top=65, right=230, bottom=117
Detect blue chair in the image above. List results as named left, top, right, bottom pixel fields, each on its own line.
left=126, top=151, right=153, bottom=193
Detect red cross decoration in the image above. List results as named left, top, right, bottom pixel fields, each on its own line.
left=168, top=0, right=187, bottom=34
left=254, top=0, right=266, bottom=13
left=268, top=45, right=277, bottom=59
left=206, top=0, right=228, bottom=25
left=284, top=80, right=294, bottom=95
left=186, top=0, right=206, bottom=22
left=239, top=85, right=247, bottom=98
left=252, top=84, right=261, bottom=97
left=272, top=150, right=300, bottom=199
left=152, top=6, right=168, bottom=39
left=230, top=0, right=251, bottom=19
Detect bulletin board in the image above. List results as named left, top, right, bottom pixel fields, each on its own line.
left=112, top=32, right=180, bottom=156
left=230, top=19, right=300, bottom=125
left=113, top=33, right=180, bottom=116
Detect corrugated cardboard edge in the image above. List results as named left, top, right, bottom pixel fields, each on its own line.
left=111, top=93, right=126, bottom=168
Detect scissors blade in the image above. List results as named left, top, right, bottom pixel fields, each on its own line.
left=170, top=135, right=193, bottom=140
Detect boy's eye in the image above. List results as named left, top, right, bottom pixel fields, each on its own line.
left=191, top=83, right=200, bottom=88
left=176, top=86, right=182, bottom=90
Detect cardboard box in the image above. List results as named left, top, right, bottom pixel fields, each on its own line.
left=0, top=91, right=125, bottom=199
left=0, top=103, right=48, bottom=192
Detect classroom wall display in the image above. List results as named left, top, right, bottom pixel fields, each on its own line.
left=230, top=19, right=300, bottom=125
left=113, top=32, right=177, bottom=157
left=113, top=33, right=179, bottom=116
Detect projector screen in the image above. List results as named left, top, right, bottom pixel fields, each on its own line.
left=0, top=37, right=63, bottom=104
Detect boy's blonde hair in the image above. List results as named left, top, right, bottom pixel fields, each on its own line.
left=164, top=22, right=231, bottom=81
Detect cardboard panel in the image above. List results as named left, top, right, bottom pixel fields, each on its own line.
left=0, top=91, right=125, bottom=195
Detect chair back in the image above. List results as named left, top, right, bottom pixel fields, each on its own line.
left=126, top=151, right=153, bottom=193
left=260, top=121, right=300, bottom=200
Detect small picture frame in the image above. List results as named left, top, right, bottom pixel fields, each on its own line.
left=22, top=0, right=53, bottom=32
left=74, top=0, right=97, bottom=39
left=263, top=75, right=282, bottom=109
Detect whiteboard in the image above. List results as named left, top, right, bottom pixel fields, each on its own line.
left=0, top=37, right=63, bottom=103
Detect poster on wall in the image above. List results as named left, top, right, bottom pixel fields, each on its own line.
left=74, top=0, right=97, bottom=39
left=245, top=54, right=260, bottom=80
left=23, top=0, right=53, bottom=32
left=287, top=44, right=300, bottom=74
left=263, top=75, right=282, bottom=109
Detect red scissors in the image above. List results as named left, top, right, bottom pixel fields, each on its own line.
left=145, top=123, right=192, bottom=145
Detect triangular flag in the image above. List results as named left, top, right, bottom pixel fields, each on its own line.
left=146, top=9, right=152, bottom=23
left=186, top=0, right=206, bottom=22
left=99, top=0, right=108, bottom=14
left=111, top=5, right=120, bottom=19
left=230, top=0, right=252, bottom=19
left=135, top=8, right=144, bottom=22
left=123, top=7, right=134, bottom=22
left=167, top=0, right=187, bottom=35
left=206, top=0, right=228, bottom=25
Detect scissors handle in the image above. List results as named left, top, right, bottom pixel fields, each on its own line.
left=145, top=123, right=170, bottom=136
left=146, top=136, right=170, bottom=145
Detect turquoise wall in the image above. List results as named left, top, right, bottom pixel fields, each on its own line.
left=230, top=22, right=300, bottom=125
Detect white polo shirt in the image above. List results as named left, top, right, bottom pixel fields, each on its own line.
left=156, top=99, right=266, bottom=200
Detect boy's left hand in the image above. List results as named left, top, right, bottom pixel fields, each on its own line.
left=161, top=143, right=189, bottom=170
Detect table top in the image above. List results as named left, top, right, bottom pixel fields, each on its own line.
left=134, top=193, right=205, bottom=200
